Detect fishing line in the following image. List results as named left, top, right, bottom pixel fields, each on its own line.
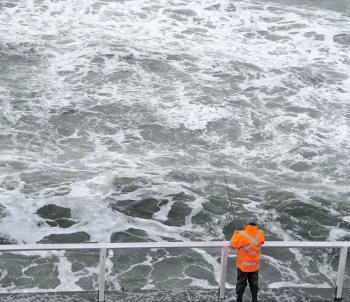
left=221, top=169, right=236, bottom=222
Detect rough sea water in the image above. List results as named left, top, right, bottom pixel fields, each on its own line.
left=0, top=0, right=350, bottom=298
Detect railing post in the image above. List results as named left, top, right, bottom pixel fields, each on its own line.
left=98, top=247, right=107, bottom=302
left=334, top=246, right=348, bottom=302
left=219, top=244, right=229, bottom=299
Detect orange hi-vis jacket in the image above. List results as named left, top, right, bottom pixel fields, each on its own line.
left=231, top=225, right=265, bottom=272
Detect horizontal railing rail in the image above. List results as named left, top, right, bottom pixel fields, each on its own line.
left=0, top=241, right=348, bottom=301
left=0, top=241, right=349, bottom=251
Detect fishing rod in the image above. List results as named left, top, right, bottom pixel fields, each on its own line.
left=221, top=169, right=236, bottom=221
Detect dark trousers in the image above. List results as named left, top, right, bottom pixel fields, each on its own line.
left=236, top=268, right=259, bottom=301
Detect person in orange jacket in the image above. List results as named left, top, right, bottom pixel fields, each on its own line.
left=231, top=217, right=265, bottom=302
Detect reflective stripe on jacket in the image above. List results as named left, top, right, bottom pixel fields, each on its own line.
left=231, top=225, right=265, bottom=272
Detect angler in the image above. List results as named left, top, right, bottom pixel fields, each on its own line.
left=231, top=218, right=265, bottom=302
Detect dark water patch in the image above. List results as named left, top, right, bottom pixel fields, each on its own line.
left=111, top=228, right=152, bottom=243
left=286, top=66, right=347, bottom=89
left=44, top=186, right=72, bottom=197
left=86, top=103, right=157, bottom=130
left=56, top=137, right=96, bottom=160
left=118, top=264, right=152, bottom=289
left=0, top=42, right=42, bottom=64
left=166, top=170, right=201, bottom=183
left=48, top=111, right=88, bottom=137
left=81, top=70, right=106, bottom=87
left=168, top=9, right=197, bottom=17
left=166, top=54, right=182, bottom=61
left=299, top=149, right=318, bottom=159
left=164, top=201, right=192, bottom=226
left=36, top=204, right=71, bottom=220
left=0, top=176, right=20, bottom=191
left=112, top=176, right=143, bottom=191
left=108, top=250, right=156, bottom=288
left=108, top=198, right=167, bottom=219
left=3, top=1, right=17, bottom=8
left=260, top=16, right=284, bottom=23
left=36, top=204, right=77, bottom=228
left=121, top=185, right=141, bottom=193
left=191, top=210, right=213, bottom=226
left=0, top=235, right=16, bottom=245
left=285, top=106, right=321, bottom=118
left=23, top=262, right=60, bottom=289
left=0, top=160, right=28, bottom=170
left=202, top=196, right=231, bottom=216
left=107, top=247, right=216, bottom=290
left=276, top=120, right=307, bottom=134
left=225, top=3, right=236, bottom=12
left=333, top=33, right=350, bottom=45
left=118, top=53, right=135, bottom=63
left=205, top=3, right=221, bottom=11
left=264, top=190, right=297, bottom=204
left=206, top=118, right=241, bottom=143
left=139, top=124, right=206, bottom=147
left=141, top=58, right=172, bottom=74
left=107, top=70, right=135, bottom=84
left=289, top=161, right=313, bottom=172
left=46, top=219, right=78, bottom=228
left=91, top=55, right=105, bottom=65
left=75, top=275, right=98, bottom=290
left=0, top=204, right=9, bottom=222
left=266, top=0, right=350, bottom=16
left=185, top=264, right=217, bottom=285
left=273, top=200, right=340, bottom=240
left=257, top=30, right=291, bottom=41
left=139, top=58, right=191, bottom=81
left=167, top=191, right=196, bottom=203
left=20, top=170, right=83, bottom=194
left=63, top=250, right=99, bottom=290
left=150, top=248, right=217, bottom=289
left=0, top=253, right=60, bottom=289
left=304, top=31, right=325, bottom=41
left=268, top=23, right=307, bottom=32
left=229, top=60, right=262, bottom=80
left=264, top=96, right=288, bottom=109
left=38, top=231, right=90, bottom=243
left=88, top=103, right=122, bottom=115
left=181, top=28, right=208, bottom=35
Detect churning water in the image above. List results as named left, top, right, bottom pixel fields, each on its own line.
left=0, top=0, right=350, bottom=292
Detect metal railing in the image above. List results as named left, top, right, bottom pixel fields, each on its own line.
left=0, top=241, right=349, bottom=301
